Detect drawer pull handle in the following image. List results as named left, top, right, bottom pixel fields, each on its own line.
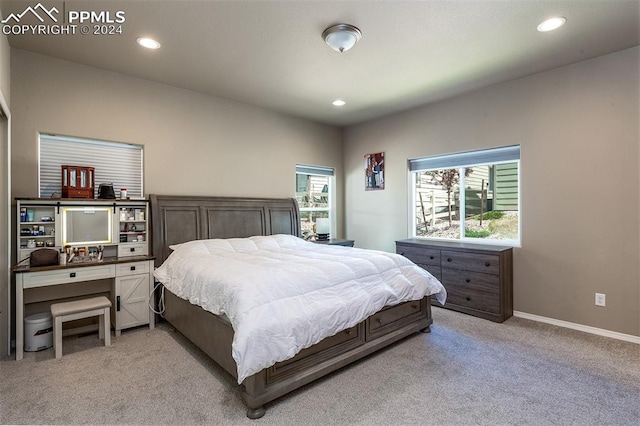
left=376, top=318, right=382, bottom=324
left=130, top=247, right=135, bottom=252
left=447, top=257, right=452, bottom=262
left=400, top=252, right=405, bottom=256
left=466, top=296, right=471, bottom=301
left=485, top=262, right=491, bottom=267
left=69, top=272, right=76, bottom=278
left=465, top=278, right=471, bottom=283
left=411, top=304, right=418, bottom=310
left=345, top=329, right=352, bottom=335
left=130, top=266, right=136, bottom=271
left=429, top=256, right=434, bottom=260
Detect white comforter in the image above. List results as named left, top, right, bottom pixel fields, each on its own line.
left=153, top=234, right=446, bottom=383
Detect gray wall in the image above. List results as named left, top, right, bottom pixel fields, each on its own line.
left=6, top=45, right=639, bottom=341
left=8, top=49, right=344, bottom=351
left=344, top=47, right=639, bottom=337
left=0, top=11, right=9, bottom=105
left=10, top=49, right=343, bottom=226
left=0, top=5, right=11, bottom=356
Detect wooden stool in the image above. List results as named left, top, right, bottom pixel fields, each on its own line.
left=50, top=296, right=112, bottom=359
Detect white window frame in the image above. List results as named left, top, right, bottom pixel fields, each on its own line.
left=39, top=134, right=143, bottom=199
left=408, top=145, right=521, bottom=246
left=295, top=164, right=336, bottom=236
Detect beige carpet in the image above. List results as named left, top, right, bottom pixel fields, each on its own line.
left=1, top=307, right=638, bottom=425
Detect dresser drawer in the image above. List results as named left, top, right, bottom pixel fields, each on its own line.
left=442, top=281, right=500, bottom=314
left=441, top=268, right=500, bottom=314
left=396, top=244, right=440, bottom=266
left=441, top=250, right=500, bottom=275
left=117, top=242, right=148, bottom=258
left=115, top=261, right=151, bottom=277
left=417, top=264, right=441, bottom=281
left=367, top=299, right=425, bottom=338
left=21, top=264, right=116, bottom=289
left=441, top=268, right=500, bottom=294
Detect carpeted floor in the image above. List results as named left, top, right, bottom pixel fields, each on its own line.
left=1, top=307, right=638, bottom=425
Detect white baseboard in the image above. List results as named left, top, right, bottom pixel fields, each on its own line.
left=513, top=311, right=640, bottom=344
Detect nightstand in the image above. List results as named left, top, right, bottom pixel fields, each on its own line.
left=313, top=238, right=355, bottom=247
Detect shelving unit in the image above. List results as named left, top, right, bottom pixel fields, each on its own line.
left=16, top=198, right=150, bottom=261
left=17, top=204, right=57, bottom=261
left=118, top=205, right=148, bottom=257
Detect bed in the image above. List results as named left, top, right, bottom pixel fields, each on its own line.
left=150, top=194, right=445, bottom=419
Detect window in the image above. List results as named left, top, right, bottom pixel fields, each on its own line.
left=295, top=165, right=335, bottom=238
left=39, top=134, right=143, bottom=198
left=409, top=145, right=520, bottom=244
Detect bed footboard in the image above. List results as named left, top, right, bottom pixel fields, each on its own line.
left=163, top=290, right=432, bottom=419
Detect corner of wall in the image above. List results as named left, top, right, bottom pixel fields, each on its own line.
left=0, top=7, right=11, bottom=106
left=0, top=5, right=11, bottom=358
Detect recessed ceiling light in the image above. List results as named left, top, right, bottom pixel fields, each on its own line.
left=537, top=17, right=567, bottom=32
left=332, top=99, right=346, bottom=106
left=136, top=37, right=161, bottom=49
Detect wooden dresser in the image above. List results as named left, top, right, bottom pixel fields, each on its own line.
left=396, top=239, right=513, bottom=322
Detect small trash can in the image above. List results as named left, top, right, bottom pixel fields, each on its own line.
left=24, top=312, right=53, bottom=352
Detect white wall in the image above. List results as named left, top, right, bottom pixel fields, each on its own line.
left=344, top=47, right=639, bottom=336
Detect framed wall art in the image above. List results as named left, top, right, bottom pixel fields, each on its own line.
left=364, top=152, right=384, bottom=190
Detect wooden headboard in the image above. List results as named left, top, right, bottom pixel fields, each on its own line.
left=149, top=194, right=300, bottom=267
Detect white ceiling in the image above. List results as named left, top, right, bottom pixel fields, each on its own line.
left=1, top=0, right=639, bottom=127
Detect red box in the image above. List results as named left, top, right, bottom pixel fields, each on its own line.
left=61, top=165, right=95, bottom=198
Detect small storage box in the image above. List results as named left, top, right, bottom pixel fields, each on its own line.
left=24, top=312, right=53, bottom=352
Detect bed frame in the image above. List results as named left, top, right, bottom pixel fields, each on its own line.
left=150, top=194, right=433, bottom=419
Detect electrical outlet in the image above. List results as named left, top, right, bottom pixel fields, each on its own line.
left=595, top=293, right=606, bottom=307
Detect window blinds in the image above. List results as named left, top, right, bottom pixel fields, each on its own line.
left=409, top=145, right=520, bottom=172
left=39, top=134, right=143, bottom=198
left=295, top=165, right=335, bottom=176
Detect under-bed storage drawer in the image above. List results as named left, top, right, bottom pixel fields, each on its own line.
left=366, top=298, right=426, bottom=339
left=267, top=323, right=365, bottom=384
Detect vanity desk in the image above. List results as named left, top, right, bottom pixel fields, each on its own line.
left=13, top=198, right=154, bottom=360
left=13, top=256, right=155, bottom=360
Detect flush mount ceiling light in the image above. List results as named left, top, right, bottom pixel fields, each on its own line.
left=322, top=24, right=362, bottom=52
left=136, top=37, right=161, bottom=49
left=332, top=99, right=346, bottom=106
left=537, top=17, right=567, bottom=32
